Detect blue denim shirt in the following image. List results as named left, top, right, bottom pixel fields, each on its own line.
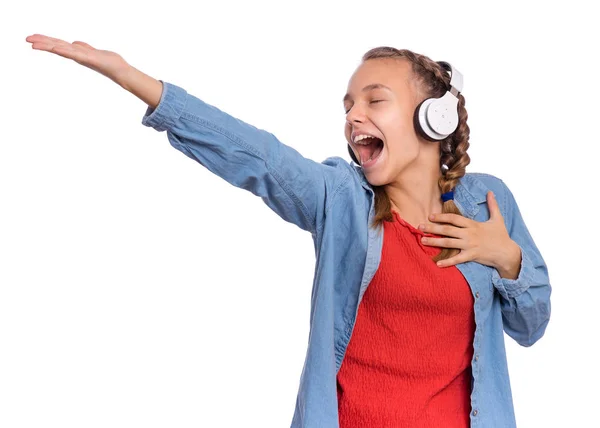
left=142, top=81, right=552, bottom=428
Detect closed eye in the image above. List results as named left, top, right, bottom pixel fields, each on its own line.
left=344, top=100, right=384, bottom=114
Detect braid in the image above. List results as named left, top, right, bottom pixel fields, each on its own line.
left=361, top=47, right=471, bottom=263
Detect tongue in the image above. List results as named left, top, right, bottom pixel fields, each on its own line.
left=358, top=139, right=384, bottom=163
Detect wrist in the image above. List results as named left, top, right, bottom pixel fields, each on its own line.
left=117, top=65, right=163, bottom=110
left=495, top=240, right=522, bottom=280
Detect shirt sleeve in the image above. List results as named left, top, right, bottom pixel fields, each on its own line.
left=141, top=80, right=350, bottom=235
left=491, top=180, right=552, bottom=347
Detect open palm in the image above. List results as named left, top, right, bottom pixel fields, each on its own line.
left=25, top=34, right=131, bottom=85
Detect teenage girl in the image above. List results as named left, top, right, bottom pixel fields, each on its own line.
left=25, top=34, right=551, bottom=428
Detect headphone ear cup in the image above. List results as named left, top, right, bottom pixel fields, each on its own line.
left=347, top=144, right=359, bottom=164
left=413, top=98, right=439, bottom=142
left=415, top=92, right=460, bottom=141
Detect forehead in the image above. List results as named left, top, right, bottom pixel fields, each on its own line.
left=345, top=58, right=413, bottom=96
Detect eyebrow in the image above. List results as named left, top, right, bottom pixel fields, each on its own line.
left=343, top=83, right=393, bottom=103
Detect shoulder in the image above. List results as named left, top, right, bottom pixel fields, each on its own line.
left=461, top=172, right=522, bottom=222
left=463, top=172, right=508, bottom=194
left=321, top=155, right=351, bottom=170
left=322, top=156, right=367, bottom=187
left=465, top=172, right=520, bottom=199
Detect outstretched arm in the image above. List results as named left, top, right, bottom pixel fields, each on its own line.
left=26, top=34, right=350, bottom=234
left=140, top=79, right=349, bottom=234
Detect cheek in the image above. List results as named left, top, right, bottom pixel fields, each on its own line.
left=383, top=123, right=421, bottom=158
left=380, top=108, right=414, bottom=135
left=385, top=139, right=419, bottom=159
left=382, top=121, right=417, bottom=150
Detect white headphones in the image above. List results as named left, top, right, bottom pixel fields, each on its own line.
left=347, top=60, right=463, bottom=164
left=413, top=61, right=463, bottom=141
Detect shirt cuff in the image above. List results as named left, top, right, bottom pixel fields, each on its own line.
left=491, top=244, right=536, bottom=299
left=141, top=80, right=188, bottom=132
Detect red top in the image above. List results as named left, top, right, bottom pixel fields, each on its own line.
left=336, top=210, right=476, bottom=427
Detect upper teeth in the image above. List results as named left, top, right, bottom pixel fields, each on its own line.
left=354, top=134, right=378, bottom=144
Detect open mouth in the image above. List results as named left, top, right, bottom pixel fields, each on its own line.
left=355, top=137, right=384, bottom=164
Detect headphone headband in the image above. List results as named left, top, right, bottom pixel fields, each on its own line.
left=436, top=61, right=463, bottom=95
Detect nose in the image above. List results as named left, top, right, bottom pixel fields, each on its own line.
left=345, top=103, right=366, bottom=126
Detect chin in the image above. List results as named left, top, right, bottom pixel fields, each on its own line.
left=366, top=175, right=389, bottom=187
left=363, top=168, right=390, bottom=187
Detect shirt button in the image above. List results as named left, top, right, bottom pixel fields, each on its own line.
left=473, top=409, right=478, bottom=416
left=475, top=354, right=479, bottom=361
left=475, top=292, right=480, bottom=299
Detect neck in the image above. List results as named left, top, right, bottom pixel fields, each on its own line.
left=385, top=154, right=445, bottom=229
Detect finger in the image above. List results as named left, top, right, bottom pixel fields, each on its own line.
left=428, top=212, right=471, bottom=228
left=421, top=236, right=465, bottom=249
left=437, top=252, right=470, bottom=268
left=26, top=34, right=71, bottom=47
left=487, top=191, right=502, bottom=221
left=29, top=41, right=71, bottom=56
left=419, top=223, right=465, bottom=238
left=28, top=41, right=66, bottom=54
left=31, top=42, right=88, bottom=63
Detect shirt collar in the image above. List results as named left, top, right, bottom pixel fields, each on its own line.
left=352, top=165, right=488, bottom=219
left=454, top=173, right=489, bottom=219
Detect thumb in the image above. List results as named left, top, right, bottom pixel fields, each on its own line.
left=72, top=41, right=95, bottom=50
left=487, top=191, right=502, bottom=221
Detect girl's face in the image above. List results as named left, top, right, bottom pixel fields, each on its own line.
left=344, top=58, right=427, bottom=186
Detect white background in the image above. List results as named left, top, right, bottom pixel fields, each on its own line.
left=3, top=0, right=597, bottom=426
